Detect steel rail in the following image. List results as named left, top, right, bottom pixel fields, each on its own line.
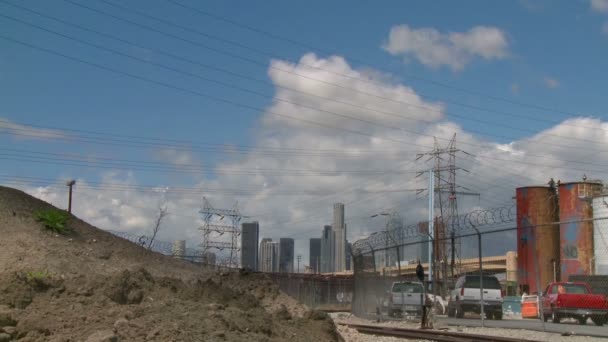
left=339, top=323, right=541, bottom=342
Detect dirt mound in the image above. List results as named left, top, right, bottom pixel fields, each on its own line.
left=0, top=186, right=340, bottom=341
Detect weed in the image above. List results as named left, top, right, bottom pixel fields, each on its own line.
left=24, top=270, right=52, bottom=291
left=34, top=209, right=70, bottom=234
left=26, top=270, right=49, bottom=282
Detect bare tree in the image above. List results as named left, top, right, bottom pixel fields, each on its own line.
left=148, top=205, right=169, bottom=250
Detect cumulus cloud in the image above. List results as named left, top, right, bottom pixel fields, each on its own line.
left=0, top=117, right=70, bottom=141
left=6, top=54, right=608, bottom=266
left=592, top=0, right=608, bottom=12
left=543, top=77, right=560, bottom=89
left=382, top=24, right=509, bottom=71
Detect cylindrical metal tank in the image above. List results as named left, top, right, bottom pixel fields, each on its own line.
left=558, top=181, right=602, bottom=281
left=172, top=240, right=186, bottom=259
left=516, top=186, right=559, bottom=294
left=592, top=196, right=608, bottom=275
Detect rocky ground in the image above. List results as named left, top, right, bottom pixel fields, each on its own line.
left=0, top=186, right=341, bottom=342
left=330, top=313, right=605, bottom=342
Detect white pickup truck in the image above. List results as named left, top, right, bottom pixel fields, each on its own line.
left=386, top=281, right=425, bottom=317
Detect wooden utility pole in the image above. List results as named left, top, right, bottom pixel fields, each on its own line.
left=66, top=180, right=76, bottom=213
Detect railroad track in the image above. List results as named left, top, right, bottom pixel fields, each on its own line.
left=339, top=323, right=540, bottom=342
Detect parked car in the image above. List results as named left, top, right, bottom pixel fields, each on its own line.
left=540, top=282, right=608, bottom=326
left=386, top=281, right=425, bottom=317
left=447, top=274, right=504, bottom=320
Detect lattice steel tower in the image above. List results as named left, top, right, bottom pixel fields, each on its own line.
left=417, top=134, right=478, bottom=292
left=199, top=197, right=242, bottom=268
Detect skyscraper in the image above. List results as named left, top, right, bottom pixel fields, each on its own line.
left=333, top=203, right=346, bottom=272
left=345, top=241, right=352, bottom=271
left=320, top=225, right=334, bottom=273
left=279, top=238, right=294, bottom=273
left=259, top=238, right=275, bottom=272
left=241, top=222, right=259, bottom=270
left=309, top=238, right=321, bottom=273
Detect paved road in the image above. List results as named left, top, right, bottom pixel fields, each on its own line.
left=438, top=317, right=608, bottom=337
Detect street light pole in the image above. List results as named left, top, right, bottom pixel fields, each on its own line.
left=66, top=180, right=76, bottom=213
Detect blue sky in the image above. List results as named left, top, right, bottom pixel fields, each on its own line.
left=1, top=0, right=608, bottom=264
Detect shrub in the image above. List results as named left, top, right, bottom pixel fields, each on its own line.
left=34, top=209, right=70, bottom=234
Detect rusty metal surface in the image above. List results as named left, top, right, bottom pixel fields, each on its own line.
left=558, top=182, right=602, bottom=281
left=516, top=186, right=559, bottom=294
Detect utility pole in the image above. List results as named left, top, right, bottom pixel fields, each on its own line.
left=297, top=255, right=302, bottom=273
left=66, top=180, right=76, bottom=213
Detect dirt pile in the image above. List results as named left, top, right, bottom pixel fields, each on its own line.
left=0, top=186, right=340, bottom=341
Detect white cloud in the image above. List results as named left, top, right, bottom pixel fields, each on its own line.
left=543, top=77, right=560, bottom=89
left=6, top=54, right=608, bottom=266
left=0, top=117, right=70, bottom=140
left=382, top=24, right=509, bottom=71
left=592, top=0, right=608, bottom=12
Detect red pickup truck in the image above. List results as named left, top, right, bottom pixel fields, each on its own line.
left=540, top=282, right=608, bottom=326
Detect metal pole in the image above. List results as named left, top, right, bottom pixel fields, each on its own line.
left=66, top=180, right=75, bottom=213
left=428, top=170, right=435, bottom=289
left=477, top=229, right=485, bottom=328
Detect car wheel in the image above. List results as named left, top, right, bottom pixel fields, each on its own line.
left=578, top=316, right=587, bottom=325
left=592, top=316, right=606, bottom=326
left=551, top=309, right=560, bottom=324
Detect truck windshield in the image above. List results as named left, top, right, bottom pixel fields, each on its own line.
left=464, top=276, right=502, bottom=289
left=392, top=283, right=423, bottom=293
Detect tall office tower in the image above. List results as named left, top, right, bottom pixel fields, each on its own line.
left=309, top=238, right=321, bottom=273
left=345, top=241, right=352, bottom=271
left=279, top=238, right=294, bottom=273
left=271, top=242, right=280, bottom=272
left=333, top=203, right=346, bottom=272
left=259, top=238, right=275, bottom=272
left=241, top=222, right=260, bottom=270
left=320, top=225, right=335, bottom=273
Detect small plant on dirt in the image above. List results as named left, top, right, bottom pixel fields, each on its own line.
left=33, top=209, right=70, bottom=234
left=23, top=270, right=54, bottom=291
left=26, top=270, right=49, bottom=282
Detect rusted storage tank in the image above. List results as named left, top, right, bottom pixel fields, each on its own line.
left=516, top=186, right=559, bottom=294
left=559, top=181, right=602, bottom=280
left=592, top=194, right=608, bottom=274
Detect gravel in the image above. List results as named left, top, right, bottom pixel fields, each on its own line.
left=330, top=313, right=606, bottom=342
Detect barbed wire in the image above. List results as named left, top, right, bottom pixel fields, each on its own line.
left=351, top=205, right=515, bottom=256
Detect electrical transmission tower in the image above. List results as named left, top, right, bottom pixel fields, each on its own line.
left=417, top=134, right=479, bottom=295
left=199, top=197, right=243, bottom=268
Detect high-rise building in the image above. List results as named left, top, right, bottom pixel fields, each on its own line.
left=345, top=241, right=352, bottom=271
left=271, top=242, right=280, bottom=272
left=259, top=238, right=275, bottom=272
left=241, top=222, right=259, bottom=270
left=279, top=238, right=294, bottom=273
left=309, top=238, right=321, bottom=273
left=333, top=203, right=346, bottom=272
left=320, top=225, right=335, bottom=273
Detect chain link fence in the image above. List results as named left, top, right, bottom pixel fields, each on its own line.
left=349, top=209, right=608, bottom=335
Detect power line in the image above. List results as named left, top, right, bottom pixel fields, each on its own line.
left=56, top=0, right=608, bottom=135
left=164, top=0, right=603, bottom=125
left=1, top=10, right=605, bottom=154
